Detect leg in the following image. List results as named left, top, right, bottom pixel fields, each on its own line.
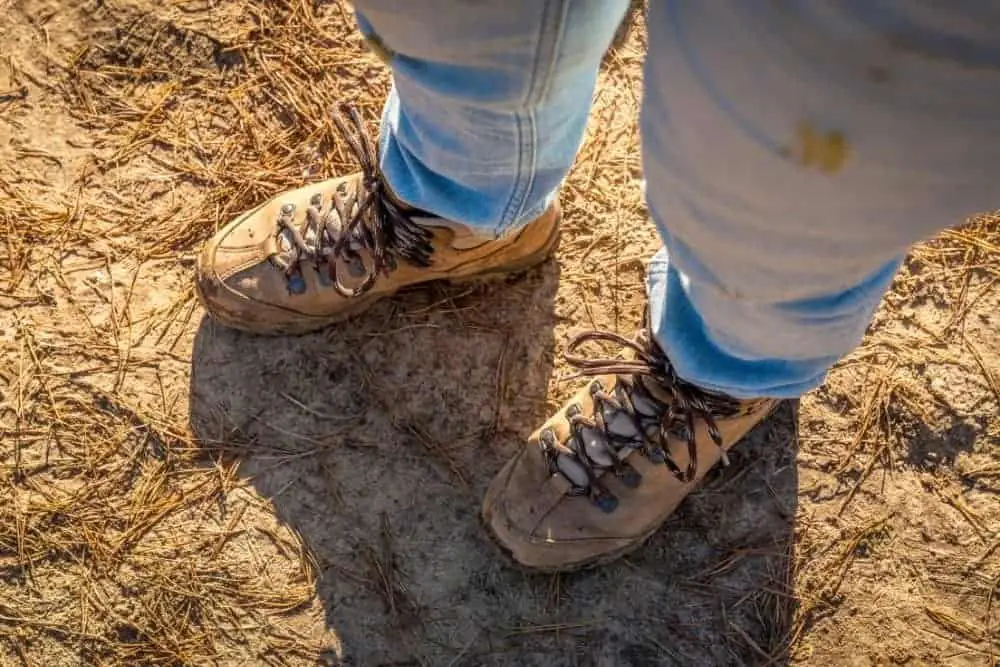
left=354, top=0, right=630, bottom=234
left=197, top=0, right=629, bottom=335
left=642, top=0, right=1000, bottom=398
left=483, top=0, right=1000, bottom=572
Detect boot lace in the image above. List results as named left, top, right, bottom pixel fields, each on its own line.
left=269, top=105, right=434, bottom=298
left=540, top=329, right=744, bottom=513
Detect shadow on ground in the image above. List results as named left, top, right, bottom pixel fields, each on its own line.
left=188, top=261, right=800, bottom=667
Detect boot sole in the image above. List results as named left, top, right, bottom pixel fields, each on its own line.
left=195, top=220, right=561, bottom=336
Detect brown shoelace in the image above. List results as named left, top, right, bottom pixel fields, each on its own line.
left=539, top=329, right=742, bottom=513
left=270, top=104, right=434, bottom=297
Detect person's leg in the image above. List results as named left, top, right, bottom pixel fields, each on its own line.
left=642, top=0, right=1000, bottom=398
left=483, top=0, right=1000, bottom=572
left=354, top=0, right=630, bottom=235
left=197, top=0, right=629, bottom=335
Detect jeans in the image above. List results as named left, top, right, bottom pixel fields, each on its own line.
left=353, top=0, right=1000, bottom=398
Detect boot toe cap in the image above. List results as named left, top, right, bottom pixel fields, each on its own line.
left=195, top=217, right=314, bottom=333
left=482, top=445, right=637, bottom=572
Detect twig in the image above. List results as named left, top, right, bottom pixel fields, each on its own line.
left=0, top=86, right=28, bottom=102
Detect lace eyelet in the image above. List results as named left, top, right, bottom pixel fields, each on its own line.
left=646, top=446, right=666, bottom=465
left=592, top=487, right=618, bottom=514
left=617, top=464, right=642, bottom=489
left=539, top=429, right=558, bottom=449
left=548, top=328, right=747, bottom=500
left=270, top=106, right=437, bottom=302
left=287, top=273, right=306, bottom=295
left=316, top=267, right=332, bottom=287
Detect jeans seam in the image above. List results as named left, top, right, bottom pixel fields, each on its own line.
left=496, top=0, right=569, bottom=236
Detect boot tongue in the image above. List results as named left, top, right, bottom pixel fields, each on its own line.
left=615, top=328, right=676, bottom=406
left=629, top=328, right=740, bottom=412
left=384, top=184, right=440, bottom=223
left=635, top=374, right=676, bottom=407
left=634, top=362, right=749, bottom=421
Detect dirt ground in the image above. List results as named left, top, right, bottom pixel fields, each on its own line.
left=1, top=1, right=998, bottom=665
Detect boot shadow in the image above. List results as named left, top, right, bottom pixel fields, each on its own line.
left=189, top=261, right=800, bottom=666
left=189, top=263, right=561, bottom=665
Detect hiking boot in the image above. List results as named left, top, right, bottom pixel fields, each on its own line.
left=196, top=106, right=560, bottom=335
left=482, top=327, right=777, bottom=572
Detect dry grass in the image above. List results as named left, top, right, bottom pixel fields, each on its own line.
left=1, top=0, right=998, bottom=664
left=1, top=1, right=377, bottom=663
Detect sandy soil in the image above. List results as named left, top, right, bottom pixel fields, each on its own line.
left=1, top=1, right=998, bottom=665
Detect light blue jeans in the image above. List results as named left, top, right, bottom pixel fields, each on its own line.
left=354, top=1, right=1000, bottom=398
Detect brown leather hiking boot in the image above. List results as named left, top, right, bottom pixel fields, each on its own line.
left=482, top=327, right=777, bottom=572
left=196, top=106, right=560, bottom=335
